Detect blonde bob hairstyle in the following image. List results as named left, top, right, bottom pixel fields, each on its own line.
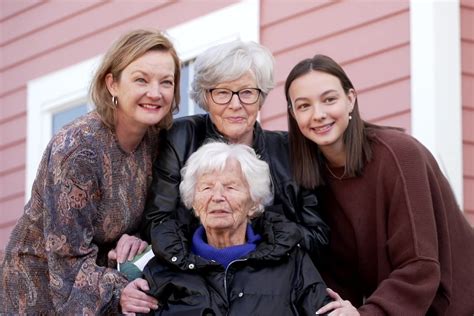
left=90, top=29, right=181, bottom=130
left=179, top=142, right=274, bottom=219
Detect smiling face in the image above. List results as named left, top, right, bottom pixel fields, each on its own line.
left=192, top=159, right=256, bottom=242
left=289, top=70, right=355, bottom=162
left=206, top=72, right=260, bottom=146
left=106, top=50, right=175, bottom=135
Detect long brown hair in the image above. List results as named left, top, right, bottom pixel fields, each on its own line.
left=285, top=54, right=378, bottom=189
left=90, top=29, right=181, bottom=131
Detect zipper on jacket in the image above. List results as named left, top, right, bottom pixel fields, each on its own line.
left=223, top=258, right=248, bottom=303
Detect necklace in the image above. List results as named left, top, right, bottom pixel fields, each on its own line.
left=325, top=163, right=347, bottom=180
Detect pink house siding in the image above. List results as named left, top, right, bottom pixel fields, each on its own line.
left=0, top=0, right=235, bottom=255
left=0, top=0, right=472, bottom=257
left=461, top=0, right=474, bottom=222
left=259, top=0, right=411, bottom=132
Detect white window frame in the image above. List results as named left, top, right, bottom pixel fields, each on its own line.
left=26, top=0, right=259, bottom=199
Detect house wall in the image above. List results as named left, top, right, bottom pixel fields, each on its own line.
left=259, top=0, right=411, bottom=132
left=0, top=0, right=472, bottom=257
left=0, top=0, right=236, bottom=255
left=461, top=0, right=474, bottom=223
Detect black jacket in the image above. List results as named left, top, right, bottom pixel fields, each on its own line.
left=143, top=212, right=332, bottom=316
left=143, top=114, right=329, bottom=260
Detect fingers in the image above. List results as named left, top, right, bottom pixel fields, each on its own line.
left=116, top=234, right=145, bottom=263
left=138, top=240, right=148, bottom=254
left=316, top=288, right=356, bottom=315
left=108, top=249, right=117, bottom=261
left=326, top=288, right=343, bottom=301
left=120, top=279, right=159, bottom=313
left=316, top=300, right=342, bottom=314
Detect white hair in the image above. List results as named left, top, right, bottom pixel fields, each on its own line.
left=179, top=142, right=273, bottom=217
left=189, top=39, right=275, bottom=111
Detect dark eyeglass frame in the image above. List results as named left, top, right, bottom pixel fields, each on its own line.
left=208, top=88, right=262, bottom=105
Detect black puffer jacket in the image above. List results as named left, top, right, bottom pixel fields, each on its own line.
left=143, top=114, right=329, bottom=260
left=143, top=212, right=332, bottom=316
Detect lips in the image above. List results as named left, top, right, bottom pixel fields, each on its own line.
left=226, top=116, right=245, bottom=123
left=140, top=103, right=162, bottom=110
left=311, top=122, right=334, bottom=134
left=208, top=209, right=231, bottom=215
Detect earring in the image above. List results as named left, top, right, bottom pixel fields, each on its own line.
left=349, top=114, right=352, bottom=120
left=112, top=96, right=118, bottom=107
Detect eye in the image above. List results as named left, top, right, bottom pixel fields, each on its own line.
left=296, top=103, right=310, bottom=111
left=161, top=79, right=174, bottom=87
left=324, top=96, right=337, bottom=104
left=239, top=89, right=253, bottom=97
left=135, top=78, right=146, bottom=83
left=216, top=89, right=230, bottom=96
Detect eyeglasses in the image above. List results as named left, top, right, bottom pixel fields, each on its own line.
left=208, top=88, right=261, bottom=105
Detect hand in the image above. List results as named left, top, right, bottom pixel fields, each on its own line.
left=108, top=234, right=148, bottom=264
left=120, top=278, right=159, bottom=315
left=316, top=288, right=359, bottom=316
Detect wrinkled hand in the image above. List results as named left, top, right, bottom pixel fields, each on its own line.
left=108, top=234, right=148, bottom=264
left=316, top=288, right=359, bottom=316
left=120, top=278, right=159, bottom=315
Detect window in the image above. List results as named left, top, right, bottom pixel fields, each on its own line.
left=174, top=60, right=206, bottom=118
left=26, top=0, right=259, bottom=198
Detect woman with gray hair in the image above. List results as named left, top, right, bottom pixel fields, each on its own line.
left=143, top=142, right=332, bottom=315
left=143, top=39, right=329, bottom=265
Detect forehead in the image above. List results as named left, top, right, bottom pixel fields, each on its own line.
left=215, top=71, right=256, bottom=88
left=197, top=159, right=245, bottom=181
left=290, top=70, right=342, bottom=95
left=125, top=50, right=175, bottom=72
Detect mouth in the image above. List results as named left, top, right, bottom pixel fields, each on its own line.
left=226, top=116, right=246, bottom=123
left=208, top=209, right=231, bottom=215
left=311, top=122, right=334, bottom=134
left=139, top=103, right=162, bottom=110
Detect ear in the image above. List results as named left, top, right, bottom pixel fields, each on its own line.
left=248, top=203, right=260, bottom=219
left=192, top=203, right=201, bottom=218
left=347, top=88, right=356, bottom=112
left=288, top=103, right=296, bottom=119
left=105, top=73, right=118, bottom=97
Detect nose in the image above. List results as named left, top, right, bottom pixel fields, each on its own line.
left=227, top=93, right=243, bottom=110
left=146, top=82, right=161, bottom=99
left=312, top=104, right=326, bottom=121
left=210, top=183, right=225, bottom=201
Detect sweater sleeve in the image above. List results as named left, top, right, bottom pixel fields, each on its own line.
left=44, top=146, right=128, bottom=314
left=359, top=136, right=448, bottom=315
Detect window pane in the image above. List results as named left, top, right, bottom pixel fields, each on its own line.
left=174, top=62, right=190, bottom=118
left=52, top=104, right=88, bottom=134
left=174, top=60, right=206, bottom=118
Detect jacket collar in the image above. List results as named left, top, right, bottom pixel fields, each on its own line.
left=152, top=212, right=302, bottom=271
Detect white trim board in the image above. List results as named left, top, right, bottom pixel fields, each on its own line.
left=409, top=0, right=463, bottom=208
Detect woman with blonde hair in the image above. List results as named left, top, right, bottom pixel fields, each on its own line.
left=1, top=29, right=180, bottom=314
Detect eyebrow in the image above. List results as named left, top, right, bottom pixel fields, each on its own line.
left=130, top=70, right=174, bottom=78
left=293, top=89, right=339, bottom=103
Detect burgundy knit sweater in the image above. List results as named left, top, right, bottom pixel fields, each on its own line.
left=318, top=128, right=474, bottom=315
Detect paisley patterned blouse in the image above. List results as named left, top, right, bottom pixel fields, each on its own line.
left=1, top=111, right=159, bottom=314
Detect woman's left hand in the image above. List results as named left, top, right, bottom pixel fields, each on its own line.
left=108, top=234, right=148, bottom=264
left=316, top=288, right=360, bottom=316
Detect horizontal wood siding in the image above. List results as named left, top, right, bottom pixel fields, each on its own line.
left=259, top=0, right=411, bottom=132
left=0, top=0, right=235, bottom=252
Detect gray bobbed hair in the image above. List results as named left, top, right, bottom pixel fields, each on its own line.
left=189, top=39, right=275, bottom=111
left=179, top=142, right=274, bottom=218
